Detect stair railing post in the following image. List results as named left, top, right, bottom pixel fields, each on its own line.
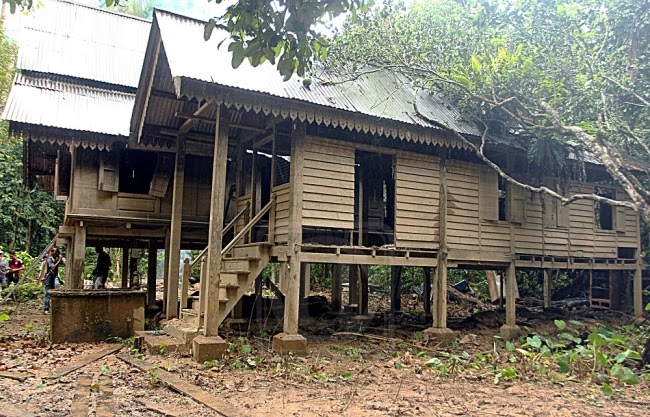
left=180, top=258, right=190, bottom=311
left=268, top=193, right=276, bottom=245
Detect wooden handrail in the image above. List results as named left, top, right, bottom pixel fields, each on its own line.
left=222, top=194, right=276, bottom=257
left=188, top=201, right=250, bottom=269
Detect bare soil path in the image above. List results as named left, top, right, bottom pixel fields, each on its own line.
left=1, top=301, right=648, bottom=416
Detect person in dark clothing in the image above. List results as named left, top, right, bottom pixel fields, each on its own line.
left=43, top=248, right=62, bottom=313
left=7, top=250, right=25, bottom=286
left=93, top=246, right=111, bottom=289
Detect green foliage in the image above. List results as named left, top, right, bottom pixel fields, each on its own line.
left=204, top=0, right=374, bottom=80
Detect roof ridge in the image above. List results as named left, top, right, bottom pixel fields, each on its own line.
left=153, top=7, right=207, bottom=25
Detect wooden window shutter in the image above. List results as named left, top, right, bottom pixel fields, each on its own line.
left=54, top=149, right=71, bottom=199
left=508, top=183, right=526, bottom=223
left=557, top=199, right=570, bottom=228
left=479, top=166, right=498, bottom=221
left=149, top=154, right=174, bottom=197
left=542, top=194, right=555, bottom=227
left=615, top=190, right=626, bottom=233
left=98, top=151, right=119, bottom=192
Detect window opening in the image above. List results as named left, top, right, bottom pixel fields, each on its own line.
left=594, top=187, right=614, bottom=230
left=118, top=150, right=157, bottom=194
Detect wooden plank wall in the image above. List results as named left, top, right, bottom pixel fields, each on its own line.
left=394, top=154, right=440, bottom=249
left=302, top=137, right=355, bottom=229
left=235, top=195, right=251, bottom=233
left=447, top=160, right=482, bottom=251
left=273, top=183, right=290, bottom=243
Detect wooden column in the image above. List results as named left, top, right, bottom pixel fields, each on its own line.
left=204, top=110, right=229, bottom=337
left=504, top=262, right=517, bottom=327
left=282, top=122, right=305, bottom=336
left=390, top=266, right=402, bottom=313
left=165, top=135, right=186, bottom=319
left=70, top=223, right=86, bottom=289
left=359, top=265, right=369, bottom=315
left=162, top=230, right=170, bottom=313
left=433, top=153, right=448, bottom=328
left=423, top=267, right=432, bottom=315
left=300, top=263, right=311, bottom=299
left=633, top=263, right=643, bottom=318
left=348, top=265, right=359, bottom=308
left=331, top=264, right=342, bottom=312
left=543, top=269, right=551, bottom=308
left=147, top=241, right=157, bottom=307
left=121, top=246, right=129, bottom=289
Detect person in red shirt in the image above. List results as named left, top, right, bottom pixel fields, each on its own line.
left=7, top=250, right=25, bottom=286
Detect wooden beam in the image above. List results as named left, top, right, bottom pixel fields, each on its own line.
left=136, top=39, right=162, bottom=144
left=178, top=100, right=215, bottom=134
left=204, top=107, right=229, bottom=337
left=349, top=265, right=358, bottom=308
left=360, top=265, right=369, bottom=315
left=283, top=122, right=306, bottom=335
left=47, top=344, right=122, bottom=378
left=165, top=136, right=186, bottom=318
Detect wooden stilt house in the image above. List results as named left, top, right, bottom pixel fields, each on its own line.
left=2, top=2, right=646, bottom=356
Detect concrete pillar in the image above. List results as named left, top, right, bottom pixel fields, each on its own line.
left=359, top=265, right=369, bottom=315
left=121, top=246, right=129, bottom=289
left=162, top=229, right=170, bottom=314
left=433, top=258, right=448, bottom=328
left=165, top=136, right=186, bottom=319
left=348, top=265, right=359, bottom=308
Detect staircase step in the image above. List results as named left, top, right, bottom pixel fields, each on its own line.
left=162, top=318, right=201, bottom=346
left=222, top=258, right=256, bottom=272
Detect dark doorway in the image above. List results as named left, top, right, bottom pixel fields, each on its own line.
left=354, top=151, right=395, bottom=247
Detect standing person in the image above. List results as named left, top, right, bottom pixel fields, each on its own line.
left=7, top=250, right=25, bottom=286
left=0, top=250, right=8, bottom=289
left=43, top=248, right=62, bottom=313
left=93, top=246, right=111, bottom=289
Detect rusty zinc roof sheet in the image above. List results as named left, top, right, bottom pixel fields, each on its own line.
left=17, top=0, right=150, bottom=88
left=3, top=73, right=135, bottom=136
left=154, top=10, right=480, bottom=137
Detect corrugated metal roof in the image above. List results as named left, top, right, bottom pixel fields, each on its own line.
left=17, top=0, right=150, bottom=88
left=3, top=73, right=135, bottom=136
left=154, top=10, right=480, bottom=137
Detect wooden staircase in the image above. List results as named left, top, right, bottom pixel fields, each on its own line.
left=179, top=242, right=271, bottom=328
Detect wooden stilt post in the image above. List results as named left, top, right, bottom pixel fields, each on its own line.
left=500, top=261, right=520, bottom=338
left=300, top=263, right=311, bottom=299
left=349, top=265, right=359, bottom=309
left=633, top=262, right=643, bottom=319
left=162, top=230, right=170, bottom=314
left=423, top=267, right=432, bottom=315
left=147, top=241, right=157, bottom=307
left=331, top=264, right=342, bottom=312
left=359, top=265, right=369, bottom=315
left=70, top=223, right=86, bottom=289
left=165, top=135, right=186, bottom=319
left=273, top=122, right=307, bottom=354
left=390, top=266, right=402, bottom=313
left=423, top=152, right=455, bottom=344
left=543, top=269, right=551, bottom=308
left=180, top=258, right=190, bottom=311
left=204, top=109, right=228, bottom=337
left=121, top=246, right=129, bottom=289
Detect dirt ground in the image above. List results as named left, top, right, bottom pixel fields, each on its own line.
left=1, top=299, right=649, bottom=417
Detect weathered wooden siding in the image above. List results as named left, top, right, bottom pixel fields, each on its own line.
left=236, top=195, right=251, bottom=233
left=447, top=160, right=481, bottom=251
left=394, top=154, right=439, bottom=249
left=302, top=137, right=355, bottom=229
left=273, top=183, right=290, bottom=243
